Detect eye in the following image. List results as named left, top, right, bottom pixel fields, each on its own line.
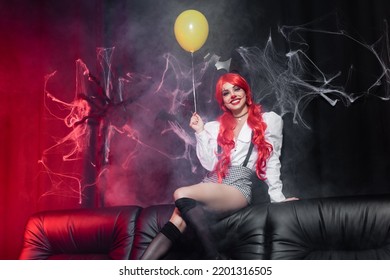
left=233, top=86, right=241, bottom=92
left=222, top=91, right=229, bottom=96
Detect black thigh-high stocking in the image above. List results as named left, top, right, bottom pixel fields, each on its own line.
left=140, top=221, right=182, bottom=260
left=175, top=197, right=219, bottom=259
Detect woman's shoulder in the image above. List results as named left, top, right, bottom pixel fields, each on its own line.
left=262, top=111, right=283, bottom=127
left=262, top=111, right=282, bottom=123
left=262, top=111, right=283, bottom=135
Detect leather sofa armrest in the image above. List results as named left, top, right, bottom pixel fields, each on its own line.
left=19, top=206, right=142, bottom=260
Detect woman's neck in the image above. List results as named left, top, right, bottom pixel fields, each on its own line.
left=232, top=106, right=249, bottom=121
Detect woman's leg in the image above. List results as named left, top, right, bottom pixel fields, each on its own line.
left=173, top=183, right=248, bottom=259
left=141, top=183, right=247, bottom=260
left=174, top=182, right=248, bottom=213
left=140, top=208, right=187, bottom=260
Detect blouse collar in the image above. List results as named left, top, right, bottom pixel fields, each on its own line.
left=236, top=120, right=252, bottom=142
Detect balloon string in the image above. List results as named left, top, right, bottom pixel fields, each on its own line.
left=191, top=52, right=197, bottom=113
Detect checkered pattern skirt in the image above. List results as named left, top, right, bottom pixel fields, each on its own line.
left=202, top=165, right=254, bottom=203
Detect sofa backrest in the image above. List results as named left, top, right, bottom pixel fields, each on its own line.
left=265, top=195, right=390, bottom=259
left=211, top=203, right=269, bottom=259
left=130, top=203, right=270, bottom=260
left=19, top=206, right=142, bottom=260
left=19, top=195, right=390, bottom=260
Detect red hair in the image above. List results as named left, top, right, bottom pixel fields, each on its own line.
left=214, top=73, right=272, bottom=182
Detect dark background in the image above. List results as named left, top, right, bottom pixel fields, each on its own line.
left=1, top=0, right=389, bottom=259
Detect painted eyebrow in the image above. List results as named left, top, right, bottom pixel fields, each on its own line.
left=222, top=85, right=239, bottom=91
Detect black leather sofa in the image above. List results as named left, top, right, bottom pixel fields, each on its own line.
left=19, top=194, right=390, bottom=260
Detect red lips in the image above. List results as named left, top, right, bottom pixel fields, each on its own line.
left=230, top=98, right=241, bottom=105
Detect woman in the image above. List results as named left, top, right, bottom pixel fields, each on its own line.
left=141, top=72, right=296, bottom=260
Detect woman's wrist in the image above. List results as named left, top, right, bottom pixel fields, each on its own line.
left=195, top=128, right=204, bottom=134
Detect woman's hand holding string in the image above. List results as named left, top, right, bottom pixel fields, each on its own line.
left=190, top=112, right=204, bottom=134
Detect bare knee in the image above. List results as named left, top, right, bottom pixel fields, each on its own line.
left=169, top=208, right=186, bottom=232
left=173, top=186, right=190, bottom=201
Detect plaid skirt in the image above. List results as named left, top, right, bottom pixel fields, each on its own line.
left=202, top=165, right=254, bottom=204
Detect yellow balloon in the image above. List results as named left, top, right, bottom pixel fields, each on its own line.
left=174, top=10, right=209, bottom=53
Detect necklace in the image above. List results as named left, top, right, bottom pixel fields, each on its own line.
left=233, top=111, right=248, bottom=121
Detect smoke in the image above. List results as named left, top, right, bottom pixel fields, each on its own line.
left=39, top=2, right=390, bottom=206
left=40, top=45, right=220, bottom=206
left=231, top=17, right=390, bottom=128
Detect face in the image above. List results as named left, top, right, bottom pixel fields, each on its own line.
left=221, top=82, right=247, bottom=112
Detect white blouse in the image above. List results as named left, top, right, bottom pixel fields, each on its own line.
left=195, top=111, right=286, bottom=202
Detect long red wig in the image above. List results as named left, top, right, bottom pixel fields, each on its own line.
left=214, top=73, right=272, bottom=182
